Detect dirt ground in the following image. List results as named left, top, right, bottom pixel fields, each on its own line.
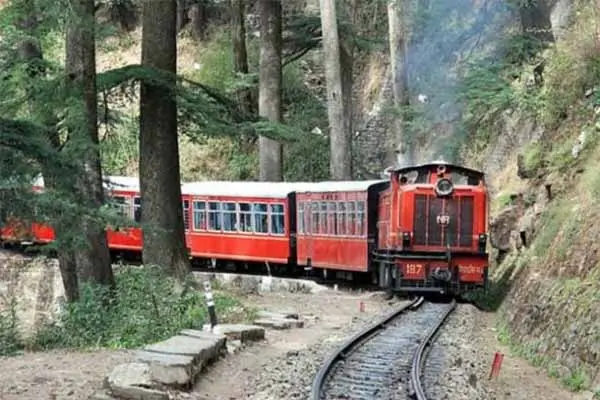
left=0, top=349, right=133, bottom=400
left=193, top=290, right=394, bottom=399
left=0, top=291, right=591, bottom=400
left=480, top=312, right=588, bottom=400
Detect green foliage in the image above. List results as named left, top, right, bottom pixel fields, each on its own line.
left=562, top=369, right=589, bottom=392
left=521, top=142, right=543, bottom=172
left=0, top=298, right=24, bottom=356
left=31, top=266, right=250, bottom=350
left=281, top=62, right=329, bottom=181
left=459, top=61, right=515, bottom=131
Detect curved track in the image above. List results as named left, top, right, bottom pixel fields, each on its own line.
left=311, top=297, right=456, bottom=400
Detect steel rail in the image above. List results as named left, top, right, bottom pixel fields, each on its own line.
left=409, top=299, right=457, bottom=400
left=310, top=296, right=424, bottom=400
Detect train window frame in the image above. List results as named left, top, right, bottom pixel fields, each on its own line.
left=346, top=201, right=356, bottom=236
left=238, top=202, right=253, bottom=233
left=327, top=201, right=337, bottom=235
left=311, top=202, right=319, bottom=235
left=207, top=202, right=222, bottom=231
left=357, top=200, right=366, bottom=237
left=192, top=200, right=207, bottom=231
left=269, top=203, right=285, bottom=235
left=336, top=202, right=346, bottom=236
left=222, top=202, right=237, bottom=232
left=111, top=195, right=131, bottom=219
left=133, top=197, right=142, bottom=223
left=297, top=201, right=305, bottom=235
left=252, top=203, right=269, bottom=234
left=182, top=200, right=190, bottom=231
left=318, top=202, right=328, bottom=235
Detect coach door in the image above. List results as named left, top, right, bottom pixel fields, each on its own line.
left=377, top=195, right=391, bottom=249
left=305, top=200, right=316, bottom=268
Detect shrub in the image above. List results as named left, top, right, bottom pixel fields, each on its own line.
left=0, top=298, right=24, bottom=356
left=30, top=266, right=251, bottom=350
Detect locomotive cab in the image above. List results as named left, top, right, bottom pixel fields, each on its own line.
left=374, top=161, right=489, bottom=296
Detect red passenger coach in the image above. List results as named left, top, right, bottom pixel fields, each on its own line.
left=180, top=181, right=305, bottom=270
left=374, top=162, right=490, bottom=296
left=295, top=180, right=389, bottom=279
left=104, top=176, right=144, bottom=252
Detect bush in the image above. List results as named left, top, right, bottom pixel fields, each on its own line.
left=0, top=298, right=24, bottom=356
left=30, top=266, right=250, bottom=350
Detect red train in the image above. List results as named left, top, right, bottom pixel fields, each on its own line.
left=0, top=161, right=489, bottom=295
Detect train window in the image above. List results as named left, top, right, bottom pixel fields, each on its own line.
left=253, top=203, right=268, bottom=233
left=298, top=202, right=305, bottom=234
left=357, top=201, right=366, bottom=236
left=111, top=196, right=131, bottom=219
left=134, top=197, right=142, bottom=223
left=193, top=201, right=206, bottom=230
left=328, top=202, right=337, bottom=235
left=336, top=202, right=346, bottom=235
left=182, top=200, right=190, bottom=230
left=208, top=202, right=222, bottom=231
left=319, top=202, right=328, bottom=234
left=346, top=202, right=356, bottom=235
left=311, top=202, right=319, bottom=234
left=269, top=204, right=285, bottom=235
left=239, top=203, right=253, bottom=232
left=222, top=202, right=236, bottom=232
left=449, top=171, right=481, bottom=186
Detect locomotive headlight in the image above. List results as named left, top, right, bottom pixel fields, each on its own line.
left=435, top=178, right=454, bottom=197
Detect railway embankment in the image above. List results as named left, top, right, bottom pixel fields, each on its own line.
left=469, top=1, right=600, bottom=393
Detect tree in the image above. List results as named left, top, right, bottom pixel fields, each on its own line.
left=320, top=0, right=351, bottom=180
left=231, top=0, right=254, bottom=115
left=65, top=0, right=116, bottom=289
left=258, top=0, right=283, bottom=181
left=11, top=0, right=80, bottom=302
left=139, top=0, right=190, bottom=280
left=387, top=0, right=412, bottom=167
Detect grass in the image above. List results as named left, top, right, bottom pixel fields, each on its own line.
left=0, top=266, right=253, bottom=355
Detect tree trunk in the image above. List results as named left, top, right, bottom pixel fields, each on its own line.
left=519, top=0, right=554, bottom=43
left=231, top=0, right=254, bottom=115
left=320, top=0, right=351, bottom=180
left=189, top=2, right=207, bottom=40
left=176, top=0, right=188, bottom=33
left=140, top=0, right=190, bottom=280
left=258, top=0, right=283, bottom=181
left=387, top=0, right=412, bottom=167
left=16, top=0, right=80, bottom=302
left=65, top=0, right=116, bottom=290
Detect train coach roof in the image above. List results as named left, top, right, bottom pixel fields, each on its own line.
left=392, top=161, right=484, bottom=176
left=294, top=180, right=388, bottom=194
left=182, top=180, right=388, bottom=198
left=31, top=175, right=141, bottom=191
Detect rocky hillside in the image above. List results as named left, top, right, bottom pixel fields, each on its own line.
left=468, top=0, right=600, bottom=395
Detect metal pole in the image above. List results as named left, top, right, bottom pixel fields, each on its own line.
left=203, top=280, right=218, bottom=330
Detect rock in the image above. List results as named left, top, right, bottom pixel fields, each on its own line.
left=211, top=324, right=266, bottom=343
left=253, top=318, right=305, bottom=330
left=227, top=339, right=243, bottom=354
left=88, top=390, right=116, bottom=400
left=257, top=310, right=299, bottom=320
left=489, top=206, right=520, bottom=251
left=105, top=363, right=169, bottom=400
left=135, top=351, right=196, bottom=388
left=144, top=334, right=226, bottom=367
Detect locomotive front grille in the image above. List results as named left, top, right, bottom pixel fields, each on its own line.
left=412, top=194, right=474, bottom=248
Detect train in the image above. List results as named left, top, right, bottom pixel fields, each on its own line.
left=0, top=160, right=489, bottom=296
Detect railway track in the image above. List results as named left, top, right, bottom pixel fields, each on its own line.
left=311, top=297, right=456, bottom=400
